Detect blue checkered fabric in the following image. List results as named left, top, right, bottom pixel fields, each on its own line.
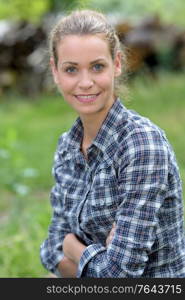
left=40, top=98, right=185, bottom=277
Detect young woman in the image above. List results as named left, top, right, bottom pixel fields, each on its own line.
left=40, top=9, right=185, bottom=277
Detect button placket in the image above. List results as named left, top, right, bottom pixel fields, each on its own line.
left=76, top=164, right=92, bottom=224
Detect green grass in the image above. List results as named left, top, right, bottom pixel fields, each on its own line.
left=0, top=72, right=185, bottom=277
left=0, top=94, right=78, bottom=277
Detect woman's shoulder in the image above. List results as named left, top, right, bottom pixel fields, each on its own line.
left=117, top=104, right=167, bottom=146
left=57, top=131, right=69, bottom=146
left=56, top=131, right=74, bottom=158
left=114, top=103, right=175, bottom=166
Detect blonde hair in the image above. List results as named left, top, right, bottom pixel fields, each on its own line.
left=49, top=9, right=128, bottom=95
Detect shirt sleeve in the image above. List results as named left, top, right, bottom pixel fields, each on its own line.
left=77, top=129, right=169, bottom=277
left=40, top=135, right=71, bottom=274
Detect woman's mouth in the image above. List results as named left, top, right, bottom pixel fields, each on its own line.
left=75, top=93, right=100, bottom=103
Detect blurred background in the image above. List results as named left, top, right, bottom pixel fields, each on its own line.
left=0, top=0, right=185, bottom=277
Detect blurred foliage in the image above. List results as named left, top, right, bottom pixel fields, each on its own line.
left=0, top=0, right=90, bottom=22
left=0, top=127, right=39, bottom=196
left=48, top=0, right=90, bottom=12
left=90, top=0, right=185, bottom=26
left=1, top=0, right=185, bottom=25
left=0, top=0, right=48, bottom=22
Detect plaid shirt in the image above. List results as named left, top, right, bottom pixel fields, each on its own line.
left=40, top=98, right=185, bottom=277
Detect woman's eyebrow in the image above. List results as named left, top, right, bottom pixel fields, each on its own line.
left=61, top=58, right=106, bottom=66
left=62, top=61, right=78, bottom=65
left=90, top=58, right=106, bottom=64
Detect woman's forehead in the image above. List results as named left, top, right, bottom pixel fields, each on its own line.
left=56, top=35, right=111, bottom=62
left=57, top=35, right=109, bottom=53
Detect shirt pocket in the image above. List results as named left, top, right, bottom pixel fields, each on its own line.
left=90, top=163, right=119, bottom=206
left=89, top=181, right=119, bottom=226
left=55, top=161, right=75, bottom=211
left=54, top=156, right=73, bottom=183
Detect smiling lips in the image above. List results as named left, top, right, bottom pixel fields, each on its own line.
left=75, top=93, right=100, bottom=103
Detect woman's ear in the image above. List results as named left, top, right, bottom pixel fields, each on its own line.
left=50, top=57, right=59, bottom=85
left=114, top=51, right=122, bottom=77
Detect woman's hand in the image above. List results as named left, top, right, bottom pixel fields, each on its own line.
left=59, top=225, right=116, bottom=277
left=106, top=222, right=116, bottom=247
left=57, top=256, right=78, bottom=278
left=63, top=233, right=86, bottom=264
left=57, top=233, right=86, bottom=277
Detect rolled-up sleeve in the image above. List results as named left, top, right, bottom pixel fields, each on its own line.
left=40, top=136, right=71, bottom=274
left=77, top=129, right=168, bottom=277
left=40, top=183, right=71, bottom=274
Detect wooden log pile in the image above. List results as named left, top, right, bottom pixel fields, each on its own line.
left=0, top=19, right=47, bottom=95
left=0, top=15, right=185, bottom=95
left=115, top=15, right=185, bottom=77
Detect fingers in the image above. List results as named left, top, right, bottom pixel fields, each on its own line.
left=106, top=222, right=116, bottom=247
left=105, top=236, right=111, bottom=247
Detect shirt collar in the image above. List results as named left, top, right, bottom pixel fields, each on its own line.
left=66, top=98, right=127, bottom=163
left=92, top=98, right=124, bottom=151
left=92, top=98, right=127, bottom=164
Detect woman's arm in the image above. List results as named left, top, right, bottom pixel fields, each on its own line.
left=40, top=183, right=72, bottom=274
left=57, top=256, right=78, bottom=277
left=40, top=134, right=72, bottom=274
left=61, top=224, right=116, bottom=272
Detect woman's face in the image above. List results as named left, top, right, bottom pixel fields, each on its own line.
left=51, top=34, right=121, bottom=118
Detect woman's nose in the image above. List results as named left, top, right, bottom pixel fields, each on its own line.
left=78, top=71, right=94, bottom=90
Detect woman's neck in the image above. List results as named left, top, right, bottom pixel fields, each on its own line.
left=79, top=97, right=117, bottom=158
left=81, top=114, right=103, bottom=147
left=80, top=107, right=110, bottom=156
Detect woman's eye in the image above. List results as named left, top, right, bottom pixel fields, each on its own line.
left=65, top=66, right=77, bottom=73
left=92, top=63, right=104, bottom=72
